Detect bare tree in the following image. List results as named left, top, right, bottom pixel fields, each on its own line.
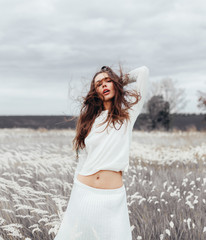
left=197, top=89, right=206, bottom=111
left=148, top=78, right=187, bottom=114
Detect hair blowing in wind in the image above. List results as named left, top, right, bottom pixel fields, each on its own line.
left=72, top=64, right=142, bottom=158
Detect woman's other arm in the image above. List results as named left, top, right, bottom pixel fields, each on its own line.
left=73, top=148, right=87, bottom=179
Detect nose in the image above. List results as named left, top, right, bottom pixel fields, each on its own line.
left=102, top=81, right=107, bottom=87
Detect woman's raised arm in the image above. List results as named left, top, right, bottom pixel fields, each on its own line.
left=125, top=66, right=150, bottom=127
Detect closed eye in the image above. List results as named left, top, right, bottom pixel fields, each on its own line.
left=96, top=79, right=112, bottom=87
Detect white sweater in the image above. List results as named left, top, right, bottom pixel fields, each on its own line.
left=74, top=66, right=149, bottom=178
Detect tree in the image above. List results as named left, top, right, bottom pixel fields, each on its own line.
left=148, top=78, right=187, bottom=114
left=147, top=95, right=170, bottom=131
left=197, top=88, right=206, bottom=122
left=197, top=89, right=206, bottom=111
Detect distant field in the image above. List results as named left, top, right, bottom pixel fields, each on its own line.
left=0, top=113, right=206, bottom=131
left=0, top=128, right=206, bottom=240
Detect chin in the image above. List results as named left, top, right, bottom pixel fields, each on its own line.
left=103, top=95, right=113, bottom=101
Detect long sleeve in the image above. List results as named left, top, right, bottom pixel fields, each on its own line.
left=126, top=66, right=149, bottom=128
left=73, top=148, right=87, bottom=179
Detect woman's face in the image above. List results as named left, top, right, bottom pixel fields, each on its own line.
left=94, top=72, right=116, bottom=101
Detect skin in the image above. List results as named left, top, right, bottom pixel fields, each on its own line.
left=94, top=72, right=116, bottom=111
left=77, top=72, right=123, bottom=189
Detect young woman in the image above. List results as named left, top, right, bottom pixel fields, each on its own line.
left=54, top=65, right=149, bottom=240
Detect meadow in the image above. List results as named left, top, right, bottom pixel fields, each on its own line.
left=0, top=128, right=205, bottom=240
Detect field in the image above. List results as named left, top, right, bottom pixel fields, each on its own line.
left=0, top=128, right=206, bottom=240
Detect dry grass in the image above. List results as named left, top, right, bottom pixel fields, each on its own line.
left=0, top=128, right=205, bottom=240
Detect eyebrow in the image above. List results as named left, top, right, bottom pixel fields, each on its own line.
left=95, top=77, right=111, bottom=84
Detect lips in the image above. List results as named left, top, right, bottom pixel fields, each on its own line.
left=103, top=89, right=110, bottom=94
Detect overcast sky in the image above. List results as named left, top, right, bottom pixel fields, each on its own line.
left=0, top=0, right=205, bottom=116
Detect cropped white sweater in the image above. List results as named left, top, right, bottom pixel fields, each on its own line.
left=74, top=66, right=149, bottom=178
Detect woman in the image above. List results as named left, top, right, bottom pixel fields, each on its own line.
left=54, top=65, right=149, bottom=240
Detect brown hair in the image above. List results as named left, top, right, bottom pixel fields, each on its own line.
left=71, top=64, right=141, bottom=158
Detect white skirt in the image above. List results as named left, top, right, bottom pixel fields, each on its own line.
left=54, top=176, right=132, bottom=240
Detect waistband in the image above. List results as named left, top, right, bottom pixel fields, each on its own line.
left=74, top=176, right=125, bottom=194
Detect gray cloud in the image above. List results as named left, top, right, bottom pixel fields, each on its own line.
left=0, top=0, right=205, bottom=115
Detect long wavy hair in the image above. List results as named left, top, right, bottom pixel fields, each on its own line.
left=72, top=64, right=141, bottom=158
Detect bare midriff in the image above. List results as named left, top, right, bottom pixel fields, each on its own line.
left=77, top=170, right=123, bottom=189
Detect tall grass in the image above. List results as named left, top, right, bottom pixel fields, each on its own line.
left=0, top=128, right=205, bottom=240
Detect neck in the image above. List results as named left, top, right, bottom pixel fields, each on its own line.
left=103, top=101, right=111, bottom=111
